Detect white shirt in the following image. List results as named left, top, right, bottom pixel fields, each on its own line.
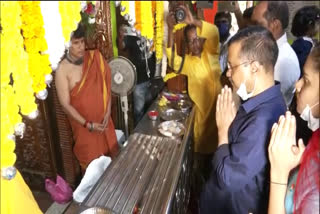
left=302, top=36, right=315, bottom=47
left=274, top=33, right=300, bottom=107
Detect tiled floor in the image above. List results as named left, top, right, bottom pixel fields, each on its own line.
left=32, top=190, right=54, bottom=213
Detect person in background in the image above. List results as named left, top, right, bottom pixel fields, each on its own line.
left=291, top=5, right=320, bottom=76
left=166, top=4, right=221, bottom=190
left=289, top=6, right=319, bottom=149
left=214, top=11, right=233, bottom=73
left=200, top=26, right=287, bottom=214
left=252, top=1, right=300, bottom=107
left=268, top=44, right=319, bottom=214
left=232, top=1, right=255, bottom=30
left=215, top=11, right=233, bottom=48
left=218, top=3, right=254, bottom=80
left=242, top=6, right=255, bottom=28
left=117, top=24, right=156, bottom=126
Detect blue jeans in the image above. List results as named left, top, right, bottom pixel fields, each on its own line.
left=133, top=81, right=153, bottom=126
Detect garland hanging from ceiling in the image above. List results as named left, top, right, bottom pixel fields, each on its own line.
left=118, top=1, right=189, bottom=67
left=0, top=0, right=81, bottom=183
left=118, top=1, right=165, bottom=64
left=19, top=1, right=52, bottom=95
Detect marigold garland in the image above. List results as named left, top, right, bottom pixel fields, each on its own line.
left=0, top=1, right=36, bottom=169
left=120, top=1, right=182, bottom=66
left=155, top=1, right=164, bottom=64
left=1, top=0, right=83, bottom=171
left=163, top=72, right=178, bottom=82
left=152, top=1, right=156, bottom=33
left=120, top=1, right=154, bottom=41
left=59, top=1, right=82, bottom=44
left=173, top=23, right=187, bottom=33
left=140, top=1, right=153, bottom=40
left=1, top=2, right=41, bottom=206
left=134, top=1, right=141, bottom=32
left=1, top=3, right=86, bottom=212
left=120, top=1, right=129, bottom=17
left=19, top=1, right=52, bottom=93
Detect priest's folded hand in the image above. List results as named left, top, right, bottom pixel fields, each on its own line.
left=90, top=122, right=105, bottom=133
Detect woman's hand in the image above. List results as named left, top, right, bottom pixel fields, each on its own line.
left=268, top=111, right=305, bottom=182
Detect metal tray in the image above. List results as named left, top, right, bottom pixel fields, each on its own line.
left=80, top=207, right=114, bottom=214
left=160, top=108, right=186, bottom=121
left=172, top=99, right=193, bottom=113
left=158, top=121, right=185, bottom=138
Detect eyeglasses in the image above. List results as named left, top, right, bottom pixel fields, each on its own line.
left=188, top=36, right=200, bottom=46
left=227, top=61, right=253, bottom=72
left=215, top=20, right=230, bottom=25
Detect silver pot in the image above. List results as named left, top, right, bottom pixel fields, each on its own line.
left=80, top=207, right=114, bottom=214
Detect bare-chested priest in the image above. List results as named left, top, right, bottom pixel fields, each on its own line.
left=55, top=24, right=119, bottom=172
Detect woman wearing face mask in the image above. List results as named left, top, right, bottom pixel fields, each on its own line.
left=268, top=44, right=319, bottom=214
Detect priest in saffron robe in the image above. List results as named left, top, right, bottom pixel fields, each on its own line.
left=56, top=24, right=119, bottom=172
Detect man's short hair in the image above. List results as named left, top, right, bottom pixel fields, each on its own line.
left=214, top=11, right=232, bottom=25
left=70, top=23, right=85, bottom=40
left=263, top=1, right=289, bottom=30
left=291, top=6, right=320, bottom=37
left=228, top=25, right=279, bottom=70
left=243, top=6, right=254, bottom=19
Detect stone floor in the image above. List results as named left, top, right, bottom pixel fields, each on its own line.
left=32, top=190, right=54, bottom=213
left=32, top=190, right=74, bottom=214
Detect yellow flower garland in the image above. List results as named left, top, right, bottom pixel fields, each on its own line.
left=155, top=1, right=164, bottom=64
left=163, top=72, right=178, bottom=82
left=121, top=1, right=154, bottom=40
left=1, top=2, right=88, bottom=213
left=59, top=1, right=82, bottom=44
left=120, top=2, right=182, bottom=64
left=0, top=1, right=36, bottom=169
left=19, top=1, right=51, bottom=93
left=173, top=23, right=187, bottom=33
left=134, top=1, right=141, bottom=32
left=0, top=0, right=83, bottom=171
left=140, top=1, right=153, bottom=40
left=120, top=1, right=129, bottom=17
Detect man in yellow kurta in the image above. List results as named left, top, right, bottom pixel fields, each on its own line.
left=166, top=5, right=221, bottom=181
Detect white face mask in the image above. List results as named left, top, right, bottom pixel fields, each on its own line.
left=300, top=102, right=319, bottom=131
left=236, top=74, right=257, bottom=101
